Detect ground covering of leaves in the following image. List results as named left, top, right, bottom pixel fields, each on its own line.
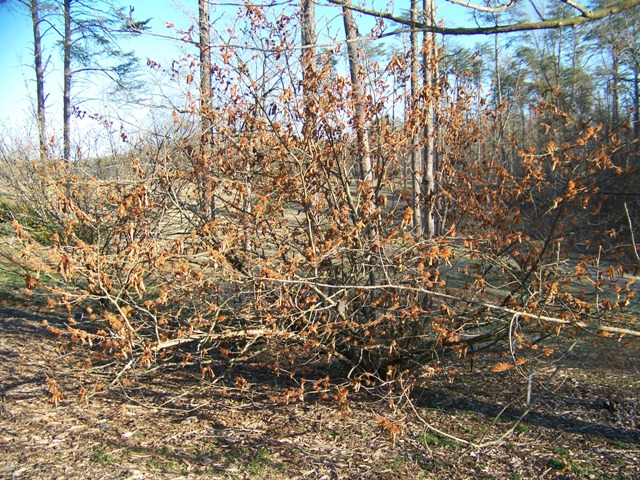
left=1, top=300, right=639, bottom=480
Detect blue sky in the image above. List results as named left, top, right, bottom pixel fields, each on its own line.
left=0, top=0, right=478, bottom=143
left=0, top=0, right=196, bottom=131
left=0, top=4, right=35, bottom=126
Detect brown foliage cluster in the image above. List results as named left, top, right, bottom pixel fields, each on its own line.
left=5, top=7, right=638, bottom=386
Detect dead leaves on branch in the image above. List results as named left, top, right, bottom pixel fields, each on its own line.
left=5, top=18, right=638, bottom=394
left=44, top=377, right=65, bottom=407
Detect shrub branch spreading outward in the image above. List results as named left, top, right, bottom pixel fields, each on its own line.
left=2, top=11, right=639, bottom=386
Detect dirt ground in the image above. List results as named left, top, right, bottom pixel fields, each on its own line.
left=1, top=299, right=639, bottom=479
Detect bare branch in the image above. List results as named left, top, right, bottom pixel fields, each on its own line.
left=560, top=0, right=593, bottom=17
left=625, top=202, right=640, bottom=264
left=151, top=328, right=289, bottom=352
left=445, top=0, right=515, bottom=13
left=327, top=0, right=640, bottom=35
left=255, top=277, right=640, bottom=338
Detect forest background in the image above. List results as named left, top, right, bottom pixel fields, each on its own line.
left=1, top=0, right=640, bottom=477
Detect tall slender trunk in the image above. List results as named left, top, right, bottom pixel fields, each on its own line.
left=611, top=49, right=619, bottom=126
left=199, top=0, right=214, bottom=219
left=63, top=0, right=72, bottom=162
left=569, top=28, right=579, bottom=113
left=555, top=31, right=562, bottom=109
left=493, top=32, right=510, bottom=173
left=410, top=0, right=422, bottom=236
left=31, top=0, right=47, bottom=161
left=300, top=1, right=319, bottom=273
left=300, top=0, right=316, bottom=140
left=609, top=47, right=622, bottom=166
left=634, top=66, right=639, bottom=155
left=243, top=157, right=252, bottom=252
left=342, top=1, right=372, bottom=185
left=493, top=34, right=503, bottom=107
left=422, top=0, right=436, bottom=239
left=199, top=0, right=211, bottom=143
left=342, top=1, right=376, bottom=291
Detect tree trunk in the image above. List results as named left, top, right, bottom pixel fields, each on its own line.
left=611, top=49, right=619, bottom=126
left=301, top=0, right=316, bottom=140
left=199, top=0, right=212, bottom=145
left=410, top=0, right=423, bottom=235
left=341, top=1, right=372, bottom=185
left=199, top=0, right=214, bottom=219
left=422, top=0, right=436, bottom=239
left=30, top=0, right=47, bottom=161
left=634, top=66, right=639, bottom=155
left=63, top=0, right=71, bottom=162
left=342, top=1, right=377, bottom=291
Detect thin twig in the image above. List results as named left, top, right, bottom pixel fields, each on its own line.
left=253, top=277, right=640, bottom=337
left=624, top=202, right=640, bottom=263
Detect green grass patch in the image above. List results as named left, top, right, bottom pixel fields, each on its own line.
left=90, top=447, right=116, bottom=464
left=514, top=424, right=531, bottom=433
left=0, top=200, right=56, bottom=243
left=569, top=463, right=584, bottom=474
left=0, top=263, right=23, bottom=297
left=547, top=458, right=565, bottom=470
left=390, top=456, right=409, bottom=468
left=244, top=447, right=273, bottom=475
left=551, top=447, right=571, bottom=457
left=148, top=458, right=177, bottom=470
left=159, top=446, right=174, bottom=456
left=610, top=439, right=631, bottom=448
left=418, top=431, right=459, bottom=448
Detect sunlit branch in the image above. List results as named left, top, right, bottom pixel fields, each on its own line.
left=254, top=277, right=640, bottom=338
left=560, top=0, right=593, bottom=17
left=445, top=0, right=515, bottom=13
left=327, top=0, right=640, bottom=35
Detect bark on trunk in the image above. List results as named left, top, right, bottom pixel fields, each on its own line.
left=31, top=0, right=47, bottom=161
left=63, top=0, right=72, bottom=162
left=199, top=0, right=214, bottom=219
left=199, top=0, right=212, bottom=143
left=342, top=1, right=372, bottom=185
left=634, top=67, right=639, bottom=155
left=410, top=0, right=423, bottom=235
left=301, top=0, right=316, bottom=140
left=611, top=50, right=619, bottom=126
left=342, top=1, right=377, bottom=291
left=422, top=0, right=437, bottom=239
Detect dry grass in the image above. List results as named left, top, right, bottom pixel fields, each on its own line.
left=1, top=296, right=639, bottom=480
